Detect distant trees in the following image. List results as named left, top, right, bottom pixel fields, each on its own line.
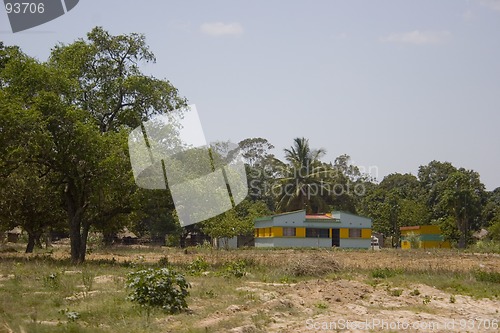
left=358, top=161, right=489, bottom=248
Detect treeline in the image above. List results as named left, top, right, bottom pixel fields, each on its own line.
left=239, top=137, right=500, bottom=248
left=1, top=29, right=499, bottom=263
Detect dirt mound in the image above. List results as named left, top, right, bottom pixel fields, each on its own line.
left=285, top=254, right=340, bottom=277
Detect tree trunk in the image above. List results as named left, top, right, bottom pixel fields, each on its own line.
left=65, top=180, right=89, bottom=264
left=457, top=215, right=468, bottom=249
left=25, top=230, right=42, bottom=253
left=69, top=214, right=82, bottom=263
left=79, top=222, right=91, bottom=263
left=26, top=233, right=36, bottom=253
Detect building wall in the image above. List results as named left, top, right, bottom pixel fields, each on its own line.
left=340, top=238, right=371, bottom=248
left=400, top=225, right=451, bottom=249
left=333, top=211, right=372, bottom=229
left=255, top=237, right=333, bottom=248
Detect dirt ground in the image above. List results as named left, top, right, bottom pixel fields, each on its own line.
left=99, top=247, right=500, bottom=333
left=2, top=246, right=500, bottom=332
left=203, top=279, right=500, bottom=332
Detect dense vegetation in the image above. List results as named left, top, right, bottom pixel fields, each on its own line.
left=1, top=28, right=500, bottom=263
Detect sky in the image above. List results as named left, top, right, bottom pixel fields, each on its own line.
left=1, top=0, right=499, bottom=190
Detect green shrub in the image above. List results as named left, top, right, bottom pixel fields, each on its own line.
left=473, top=270, right=500, bottom=284
left=371, top=268, right=400, bottom=279
left=43, top=272, right=60, bottom=289
left=389, top=288, right=403, bottom=297
left=126, top=268, right=190, bottom=314
left=468, top=240, right=500, bottom=254
left=409, top=289, right=421, bottom=296
left=221, top=259, right=247, bottom=278
left=187, top=256, right=210, bottom=276
left=157, top=256, right=170, bottom=267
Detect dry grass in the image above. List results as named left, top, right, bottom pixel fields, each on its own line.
left=1, top=244, right=500, bottom=332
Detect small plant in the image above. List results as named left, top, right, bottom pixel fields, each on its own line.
left=43, top=273, right=59, bottom=289
left=449, top=295, right=456, bottom=303
left=127, top=267, right=190, bottom=316
left=315, top=302, right=328, bottom=309
left=187, top=256, right=210, bottom=276
left=279, top=275, right=297, bottom=284
left=371, top=268, right=400, bottom=279
left=406, top=232, right=421, bottom=249
left=66, top=311, right=80, bottom=322
left=221, top=259, right=247, bottom=278
left=158, top=256, right=169, bottom=267
left=203, top=289, right=217, bottom=299
left=82, top=269, right=95, bottom=292
left=422, top=295, right=432, bottom=305
left=389, top=288, right=403, bottom=297
left=59, top=309, right=80, bottom=322
left=409, top=289, right=421, bottom=296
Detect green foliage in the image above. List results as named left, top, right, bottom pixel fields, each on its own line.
left=59, top=309, right=80, bottom=322
left=187, top=257, right=210, bottom=276
left=220, top=259, right=247, bottom=278
left=157, top=256, right=170, bottom=267
left=127, top=268, right=190, bottom=314
left=315, top=302, right=328, bottom=309
left=405, top=232, right=421, bottom=248
left=389, top=288, right=403, bottom=297
left=473, top=270, right=500, bottom=284
left=371, top=268, right=401, bottom=279
left=273, top=137, right=329, bottom=213
left=488, top=216, right=500, bottom=242
left=438, top=169, right=485, bottom=248
left=82, top=269, right=95, bottom=292
left=468, top=240, right=500, bottom=254
left=202, top=199, right=270, bottom=243
left=0, top=27, right=186, bottom=263
left=43, top=273, right=60, bottom=289
left=409, top=289, right=421, bottom=296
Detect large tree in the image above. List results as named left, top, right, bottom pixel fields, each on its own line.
left=0, top=28, right=186, bottom=263
left=359, top=173, right=430, bottom=247
left=438, top=169, right=485, bottom=248
left=273, top=137, right=329, bottom=213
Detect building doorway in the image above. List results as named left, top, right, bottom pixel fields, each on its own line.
left=331, top=229, right=340, bottom=247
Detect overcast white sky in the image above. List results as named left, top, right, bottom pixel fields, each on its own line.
left=1, top=0, right=499, bottom=190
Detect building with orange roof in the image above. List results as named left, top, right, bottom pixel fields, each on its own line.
left=254, top=210, right=372, bottom=248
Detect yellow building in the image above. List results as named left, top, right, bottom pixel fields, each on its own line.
left=254, top=210, right=372, bottom=248
left=400, top=225, right=451, bottom=249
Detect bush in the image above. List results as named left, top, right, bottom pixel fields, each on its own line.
left=371, top=268, right=401, bottom=279
left=127, top=268, right=190, bottom=314
left=221, top=259, right=247, bottom=278
left=473, top=270, right=500, bottom=284
left=187, top=256, right=210, bottom=276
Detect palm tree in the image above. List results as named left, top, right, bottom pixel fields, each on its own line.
left=273, top=138, right=330, bottom=213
